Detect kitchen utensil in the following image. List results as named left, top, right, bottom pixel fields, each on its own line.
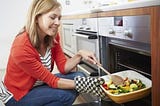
left=96, top=64, right=124, bottom=85
left=100, top=70, right=152, bottom=103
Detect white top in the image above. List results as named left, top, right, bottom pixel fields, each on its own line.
left=33, top=48, right=52, bottom=87
left=0, top=81, right=13, bottom=104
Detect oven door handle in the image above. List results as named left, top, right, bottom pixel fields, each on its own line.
left=73, top=33, right=97, bottom=39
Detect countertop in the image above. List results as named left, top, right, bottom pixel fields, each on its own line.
left=62, top=0, right=160, bottom=16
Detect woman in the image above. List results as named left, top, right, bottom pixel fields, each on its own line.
left=1, top=0, right=106, bottom=106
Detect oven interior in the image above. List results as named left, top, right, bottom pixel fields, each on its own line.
left=109, top=43, right=151, bottom=79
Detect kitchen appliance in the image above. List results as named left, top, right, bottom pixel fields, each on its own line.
left=74, top=18, right=100, bottom=76
left=98, top=15, right=151, bottom=106
left=73, top=18, right=104, bottom=103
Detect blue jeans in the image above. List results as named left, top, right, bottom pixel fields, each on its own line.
left=5, top=72, right=85, bottom=106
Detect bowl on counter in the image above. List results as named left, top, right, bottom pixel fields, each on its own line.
left=100, top=70, right=152, bottom=104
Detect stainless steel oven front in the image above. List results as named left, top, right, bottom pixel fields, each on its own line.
left=98, top=15, right=151, bottom=106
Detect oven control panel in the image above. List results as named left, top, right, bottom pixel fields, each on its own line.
left=98, top=15, right=150, bottom=44
left=76, top=18, right=98, bottom=32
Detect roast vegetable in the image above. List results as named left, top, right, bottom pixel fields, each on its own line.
left=103, top=78, right=146, bottom=94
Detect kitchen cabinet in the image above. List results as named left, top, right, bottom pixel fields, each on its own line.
left=61, top=5, right=160, bottom=106
left=62, top=22, right=76, bottom=55
left=61, top=20, right=77, bottom=56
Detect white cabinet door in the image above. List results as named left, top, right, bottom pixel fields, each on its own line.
left=62, top=24, right=76, bottom=56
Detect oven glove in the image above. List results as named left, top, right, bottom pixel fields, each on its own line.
left=74, top=76, right=106, bottom=99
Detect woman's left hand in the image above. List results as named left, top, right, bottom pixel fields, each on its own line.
left=77, top=50, right=100, bottom=65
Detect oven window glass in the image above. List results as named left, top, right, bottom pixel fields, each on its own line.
left=109, top=44, right=151, bottom=79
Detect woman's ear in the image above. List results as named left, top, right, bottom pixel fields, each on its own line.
left=35, top=14, right=41, bottom=23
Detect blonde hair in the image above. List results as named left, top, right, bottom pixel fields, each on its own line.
left=25, top=0, right=61, bottom=49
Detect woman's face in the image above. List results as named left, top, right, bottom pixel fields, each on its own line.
left=37, top=7, right=61, bottom=37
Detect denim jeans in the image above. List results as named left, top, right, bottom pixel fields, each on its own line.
left=5, top=72, right=85, bottom=106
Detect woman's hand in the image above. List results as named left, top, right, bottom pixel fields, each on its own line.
left=77, top=50, right=100, bottom=65
left=74, top=76, right=106, bottom=99
left=64, top=49, right=101, bottom=73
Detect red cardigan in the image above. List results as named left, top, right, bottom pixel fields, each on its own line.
left=4, top=32, right=67, bottom=101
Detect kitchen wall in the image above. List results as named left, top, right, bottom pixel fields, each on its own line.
left=58, top=0, right=92, bottom=15
left=0, top=0, right=31, bottom=69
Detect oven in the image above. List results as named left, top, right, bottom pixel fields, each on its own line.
left=73, top=18, right=100, bottom=76
left=73, top=18, right=105, bottom=103
left=98, top=15, right=151, bottom=106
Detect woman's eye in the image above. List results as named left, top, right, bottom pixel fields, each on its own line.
left=50, top=16, right=56, bottom=20
left=50, top=15, right=61, bottom=20
left=58, top=16, right=61, bottom=20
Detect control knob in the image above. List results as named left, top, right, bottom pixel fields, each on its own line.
left=124, top=29, right=132, bottom=38
left=85, top=27, right=91, bottom=30
left=108, top=28, right=115, bottom=34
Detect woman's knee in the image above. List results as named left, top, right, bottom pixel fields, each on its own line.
left=57, top=90, right=77, bottom=106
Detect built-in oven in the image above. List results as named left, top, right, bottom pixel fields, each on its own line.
left=73, top=18, right=104, bottom=103
left=73, top=18, right=100, bottom=76
left=98, top=15, right=151, bottom=106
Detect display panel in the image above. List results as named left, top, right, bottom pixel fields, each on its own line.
left=114, top=16, right=123, bottom=26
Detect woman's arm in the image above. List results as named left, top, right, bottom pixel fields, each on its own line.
left=64, top=50, right=100, bottom=73
left=64, top=53, right=82, bottom=73
left=57, top=78, right=75, bottom=89
left=54, top=33, right=99, bottom=74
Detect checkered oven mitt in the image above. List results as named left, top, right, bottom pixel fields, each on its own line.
left=74, top=76, right=106, bottom=99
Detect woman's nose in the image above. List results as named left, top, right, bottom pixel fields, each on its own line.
left=54, top=18, right=60, bottom=25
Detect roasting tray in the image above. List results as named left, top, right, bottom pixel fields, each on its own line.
left=100, top=70, right=152, bottom=104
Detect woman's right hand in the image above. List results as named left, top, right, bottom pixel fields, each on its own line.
left=74, top=76, right=106, bottom=99
left=77, top=50, right=100, bottom=65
